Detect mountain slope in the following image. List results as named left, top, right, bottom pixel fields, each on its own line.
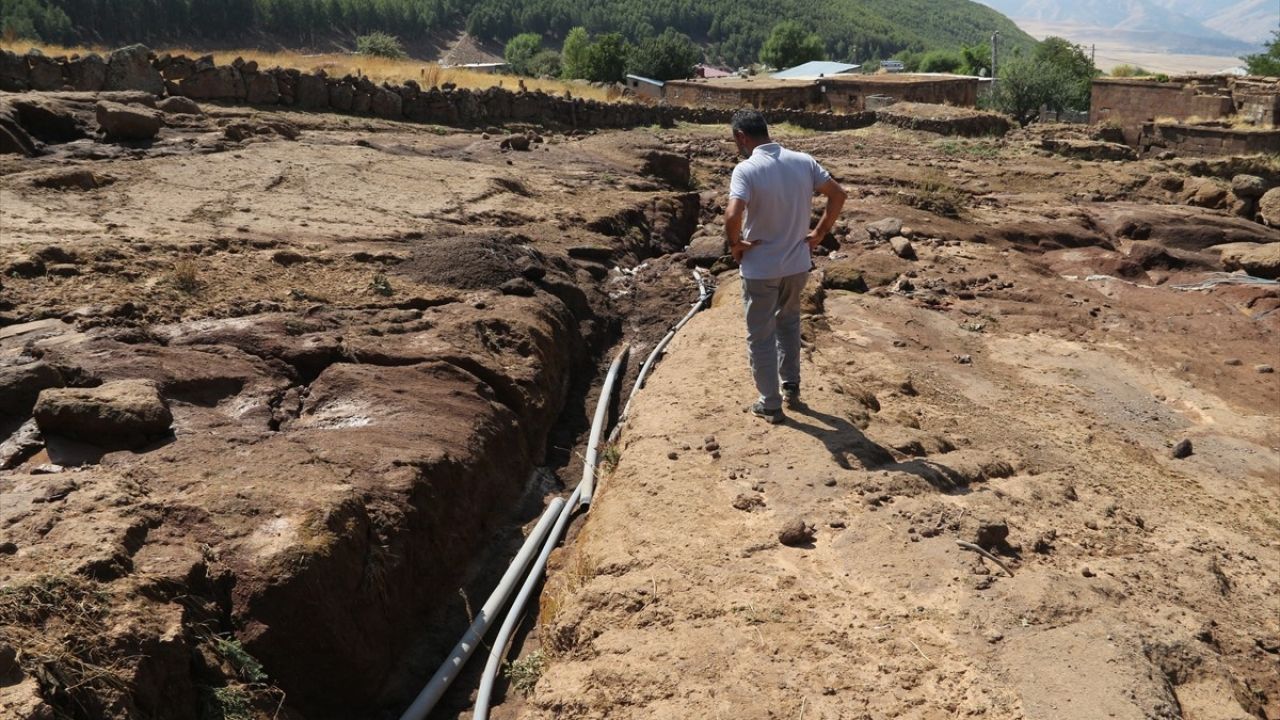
left=1203, top=0, right=1280, bottom=45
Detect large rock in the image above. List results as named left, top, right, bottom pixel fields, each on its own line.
left=0, top=101, right=38, bottom=156
left=685, top=234, right=726, bottom=266
left=866, top=217, right=903, bottom=241
left=1041, top=138, right=1136, bottom=162
left=823, top=261, right=869, bottom=292
left=0, top=48, right=29, bottom=91
left=371, top=87, right=402, bottom=119
left=245, top=72, right=280, bottom=105
left=67, top=53, right=106, bottom=91
left=157, top=96, right=202, bottom=115
left=33, top=379, right=173, bottom=448
left=642, top=151, right=692, bottom=188
left=104, top=44, right=163, bottom=95
left=294, top=73, right=329, bottom=109
left=1214, top=242, right=1280, bottom=279
left=1181, top=176, right=1230, bottom=210
left=95, top=101, right=162, bottom=141
left=176, top=66, right=244, bottom=100
left=1231, top=174, right=1268, bottom=200
left=1259, top=187, right=1280, bottom=227
left=27, top=51, right=64, bottom=91
left=889, top=236, right=916, bottom=259
left=0, top=360, right=64, bottom=417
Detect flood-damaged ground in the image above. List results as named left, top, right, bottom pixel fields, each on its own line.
left=0, top=93, right=1277, bottom=720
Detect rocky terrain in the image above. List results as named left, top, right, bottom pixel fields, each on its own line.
left=1, top=83, right=1277, bottom=720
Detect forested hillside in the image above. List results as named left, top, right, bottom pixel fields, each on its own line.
left=1, top=0, right=1036, bottom=66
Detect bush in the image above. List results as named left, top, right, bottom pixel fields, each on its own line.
left=1243, top=30, right=1280, bottom=76
left=918, top=49, right=962, bottom=73
left=990, top=57, right=1079, bottom=126
left=528, top=49, right=562, bottom=78
left=759, top=21, right=825, bottom=70
left=581, top=33, right=630, bottom=83
left=1109, top=64, right=1150, bottom=77
left=561, top=26, right=591, bottom=79
left=504, top=32, right=542, bottom=76
left=356, top=32, right=406, bottom=59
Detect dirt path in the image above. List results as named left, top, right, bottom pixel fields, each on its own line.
left=513, top=263, right=1280, bottom=718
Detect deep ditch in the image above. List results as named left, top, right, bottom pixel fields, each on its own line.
left=0, top=186, right=713, bottom=720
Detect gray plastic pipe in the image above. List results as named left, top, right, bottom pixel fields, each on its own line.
left=577, top=343, right=630, bottom=508
left=472, top=484, right=582, bottom=720
left=398, top=496, right=566, bottom=720
left=613, top=271, right=713, bottom=434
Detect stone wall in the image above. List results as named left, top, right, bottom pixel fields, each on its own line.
left=663, top=80, right=818, bottom=110
left=1139, top=122, right=1280, bottom=158
left=819, top=76, right=978, bottom=112
left=1091, top=76, right=1279, bottom=147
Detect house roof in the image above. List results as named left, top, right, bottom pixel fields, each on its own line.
left=626, top=74, right=665, bottom=86
left=697, top=64, right=733, bottom=78
left=771, top=61, right=860, bottom=80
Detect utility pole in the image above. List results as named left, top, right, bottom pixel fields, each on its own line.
left=991, top=31, right=1000, bottom=91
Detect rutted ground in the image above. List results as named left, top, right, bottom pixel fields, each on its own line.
left=0, top=93, right=1277, bottom=720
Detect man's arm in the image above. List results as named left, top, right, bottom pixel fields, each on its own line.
left=806, top=178, right=848, bottom=250
left=725, top=197, right=752, bottom=262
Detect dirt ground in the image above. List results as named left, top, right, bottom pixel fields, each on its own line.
left=1, top=95, right=1278, bottom=720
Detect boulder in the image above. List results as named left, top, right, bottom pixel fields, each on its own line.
left=1259, top=187, right=1280, bottom=227
left=177, top=66, right=244, bottom=100
left=0, top=101, right=38, bottom=156
left=685, top=234, right=725, bottom=266
left=500, top=134, right=531, bottom=151
left=33, top=379, right=173, bottom=448
left=1040, top=138, right=1136, bottom=162
left=157, top=96, right=202, bottom=115
left=0, top=48, right=29, bottom=91
left=1214, top=242, right=1280, bottom=280
left=66, top=53, right=106, bottom=91
left=245, top=72, right=280, bottom=105
left=371, top=87, right=403, bottom=119
left=778, top=517, right=816, bottom=547
left=823, top=261, right=869, bottom=292
left=330, top=81, right=355, bottom=112
left=294, top=73, right=329, bottom=109
left=0, top=360, right=64, bottom=417
left=27, top=52, right=64, bottom=91
left=95, top=101, right=162, bottom=142
left=641, top=150, right=691, bottom=188
left=889, top=236, right=916, bottom=260
left=1231, top=174, right=1268, bottom=200
left=1181, top=176, right=1230, bottom=210
left=866, top=217, right=903, bottom=241
left=104, top=44, right=163, bottom=95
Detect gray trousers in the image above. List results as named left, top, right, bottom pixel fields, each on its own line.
left=742, top=271, right=807, bottom=410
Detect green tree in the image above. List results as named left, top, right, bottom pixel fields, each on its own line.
left=990, top=57, right=1079, bottom=126
left=1242, top=30, right=1280, bottom=76
left=528, top=49, right=562, bottom=78
left=356, top=31, right=406, bottom=59
left=561, top=25, right=591, bottom=79
left=1033, top=36, right=1096, bottom=110
left=918, top=49, right=962, bottom=73
left=960, top=42, right=991, bottom=76
left=759, top=21, right=825, bottom=70
left=627, top=28, right=701, bottom=81
left=580, top=32, right=629, bottom=82
left=504, top=32, right=543, bottom=76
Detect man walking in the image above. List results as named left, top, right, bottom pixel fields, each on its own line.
left=725, top=110, right=847, bottom=424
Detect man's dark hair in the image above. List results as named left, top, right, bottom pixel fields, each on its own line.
left=731, top=109, right=769, bottom=140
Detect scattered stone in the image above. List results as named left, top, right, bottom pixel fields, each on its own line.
left=105, top=44, right=164, bottom=94
left=1085, top=519, right=1100, bottom=530
left=500, top=135, right=531, bottom=151
left=732, top=493, right=765, bottom=512
left=667, top=451, right=679, bottom=460
left=1224, top=358, right=1242, bottom=366
left=1032, top=530, right=1057, bottom=554
left=33, top=379, right=173, bottom=449
left=1081, top=566, right=1096, bottom=578
left=954, top=354, right=972, bottom=365
left=823, top=263, right=869, bottom=293
left=704, top=440, right=719, bottom=452
left=95, top=100, right=162, bottom=142
left=1258, top=187, right=1280, bottom=227
left=0, top=418, right=43, bottom=470
left=516, top=257, right=546, bottom=281
left=823, top=477, right=837, bottom=487
left=889, top=236, right=916, bottom=259
left=973, top=518, right=1009, bottom=550
left=985, top=631, right=1004, bottom=644
left=1257, top=365, right=1275, bottom=374
left=710, top=450, right=721, bottom=459
left=1231, top=174, right=1268, bottom=200
left=1171, top=439, right=1193, bottom=459
left=829, top=519, right=847, bottom=529
left=157, top=96, right=203, bottom=115
left=498, top=278, right=536, bottom=296
left=866, top=217, right=903, bottom=241
left=778, top=517, right=816, bottom=546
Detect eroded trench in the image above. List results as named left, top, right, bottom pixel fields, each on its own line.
left=0, top=181, right=713, bottom=720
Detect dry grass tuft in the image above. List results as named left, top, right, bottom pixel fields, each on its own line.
left=536, top=548, right=599, bottom=655
left=0, top=40, right=616, bottom=102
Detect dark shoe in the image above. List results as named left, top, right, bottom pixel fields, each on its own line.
left=781, top=382, right=800, bottom=405
left=750, top=401, right=785, bottom=424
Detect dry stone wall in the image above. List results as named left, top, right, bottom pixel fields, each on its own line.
left=0, top=46, right=1011, bottom=137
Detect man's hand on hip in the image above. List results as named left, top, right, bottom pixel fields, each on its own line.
left=731, top=239, right=754, bottom=262
left=805, top=229, right=825, bottom=250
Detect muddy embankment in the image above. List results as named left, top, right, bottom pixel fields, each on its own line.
left=0, top=93, right=710, bottom=718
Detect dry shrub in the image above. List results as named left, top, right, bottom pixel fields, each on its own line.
left=536, top=548, right=599, bottom=655
left=902, top=171, right=967, bottom=218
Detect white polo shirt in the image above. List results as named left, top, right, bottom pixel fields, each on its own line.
left=729, top=142, right=832, bottom=280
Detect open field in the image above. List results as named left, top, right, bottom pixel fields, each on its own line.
left=0, top=91, right=1278, bottom=720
